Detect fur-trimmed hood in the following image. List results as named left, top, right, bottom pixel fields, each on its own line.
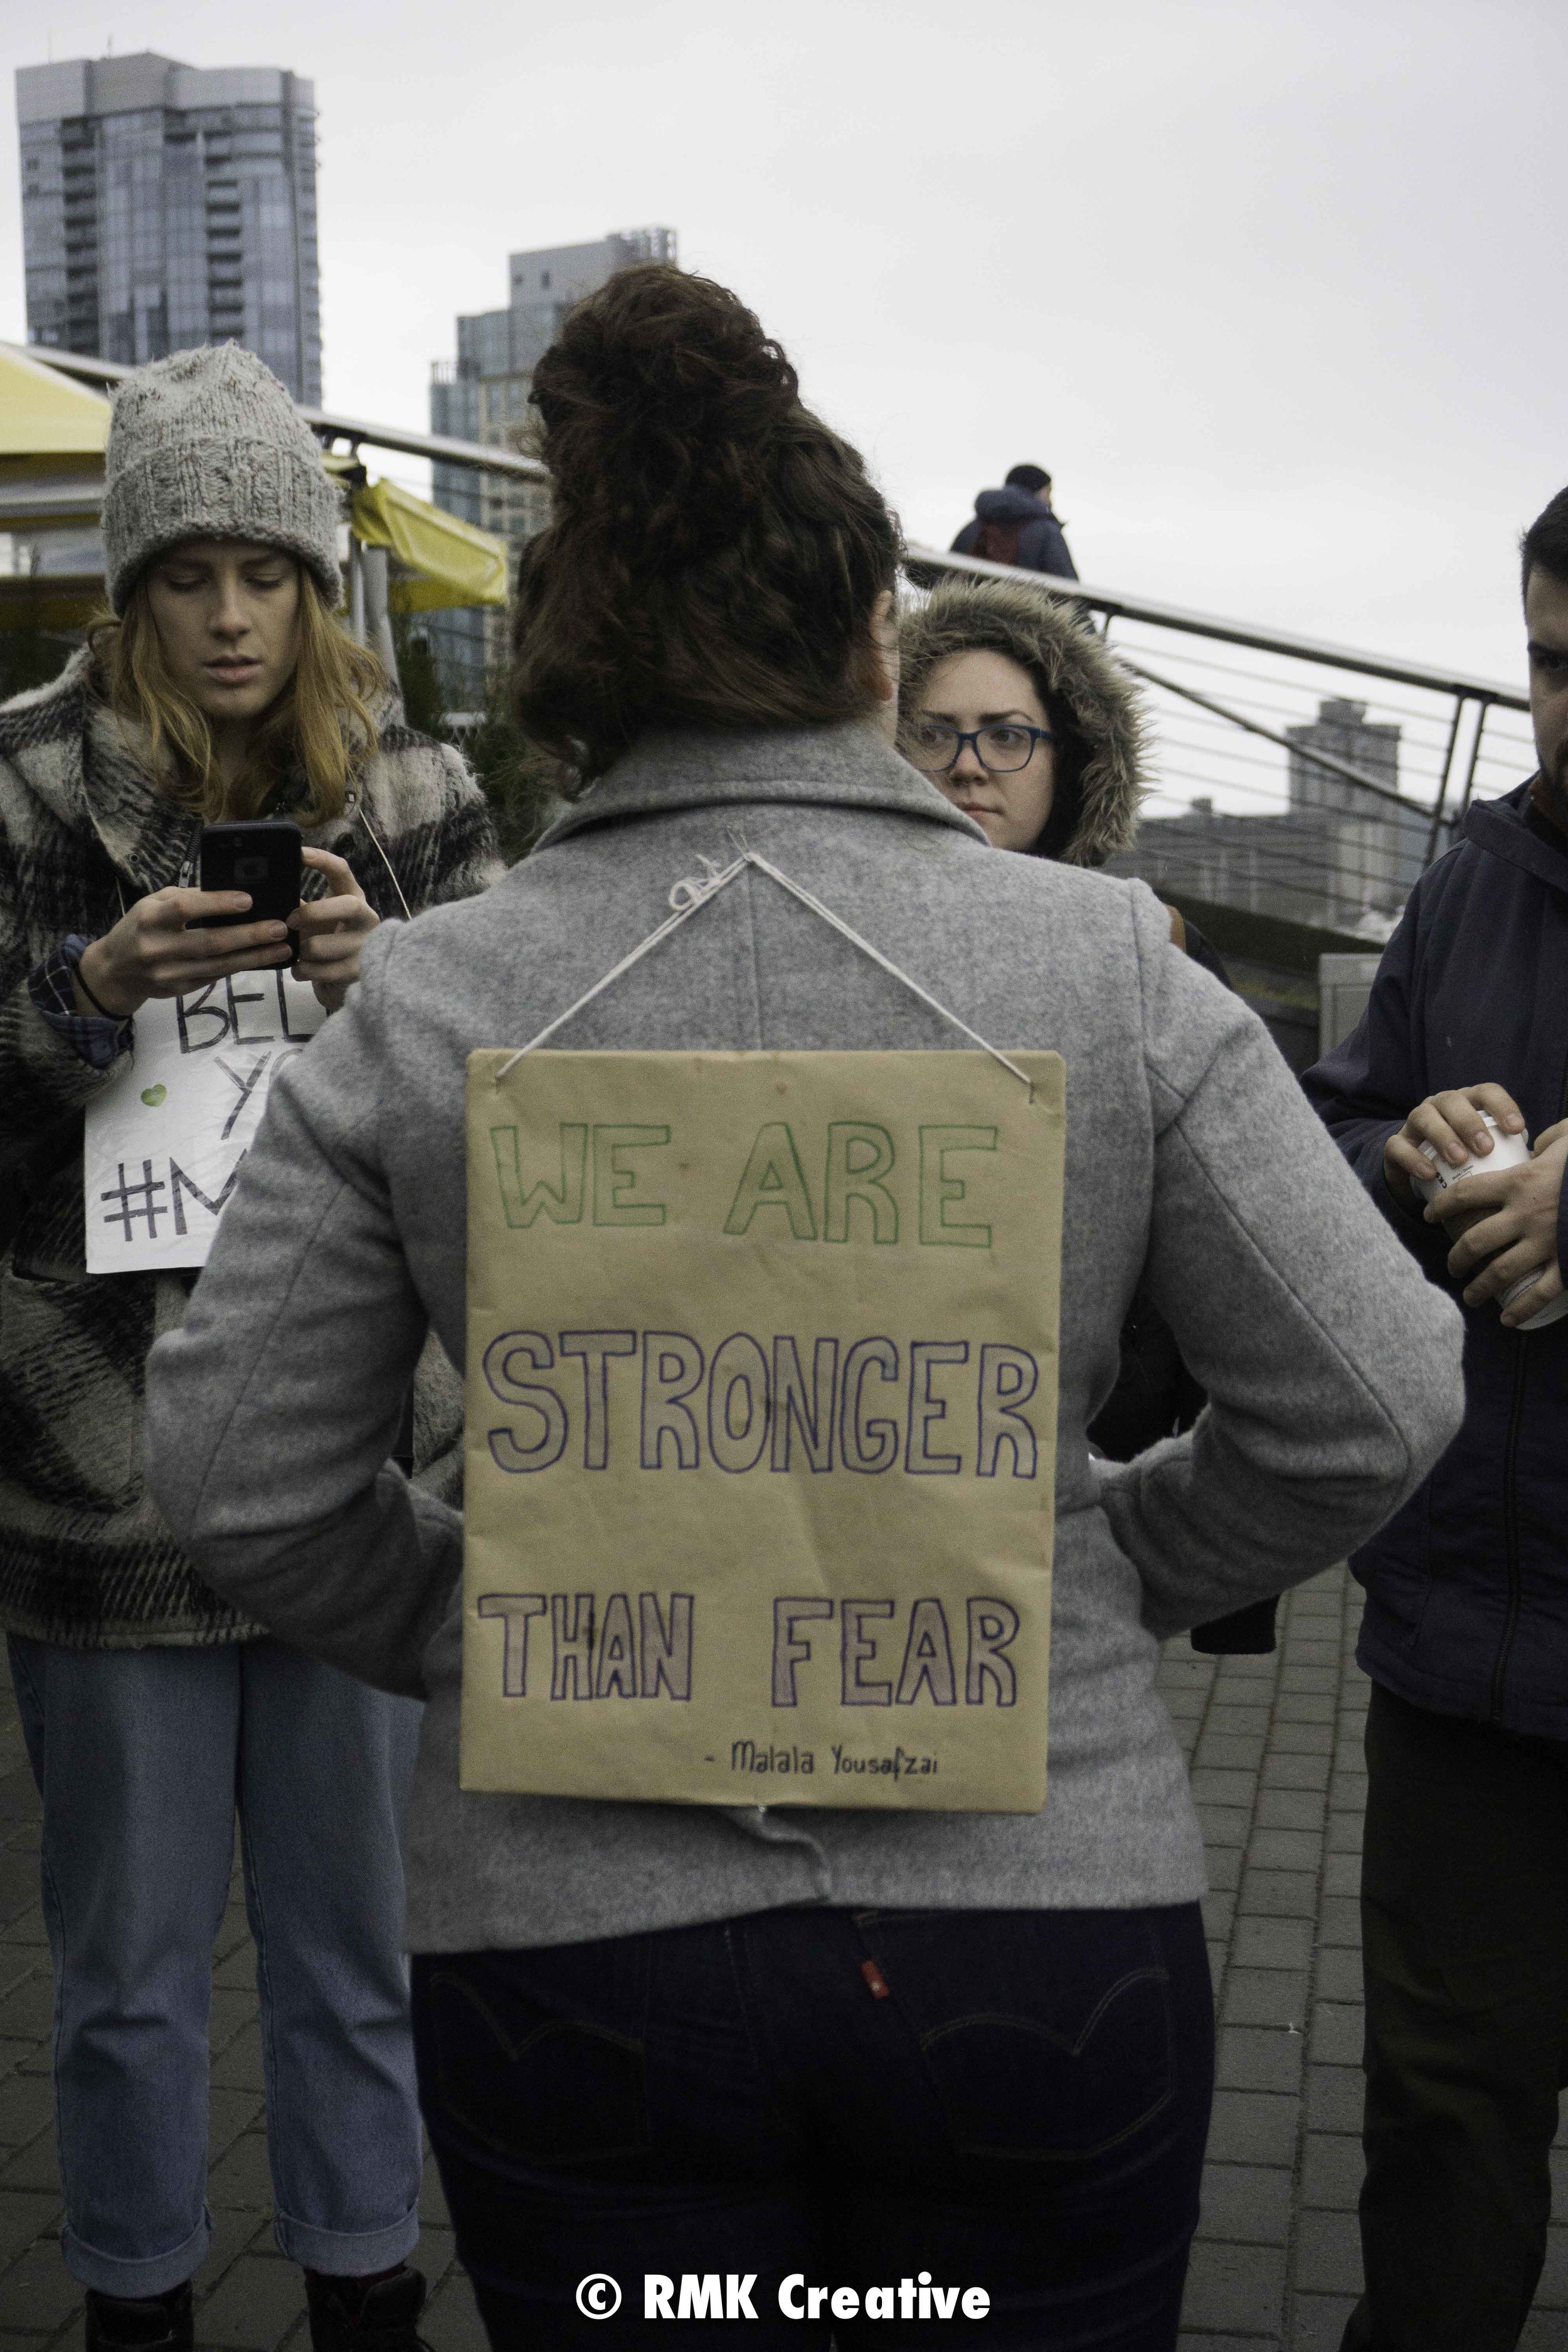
left=897, top=576, right=1148, bottom=867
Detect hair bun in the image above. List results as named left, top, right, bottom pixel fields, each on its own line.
left=531, top=266, right=802, bottom=565
left=511, top=264, right=901, bottom=780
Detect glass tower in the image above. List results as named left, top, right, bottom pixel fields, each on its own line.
left=17, top=52, right=322, bottom=403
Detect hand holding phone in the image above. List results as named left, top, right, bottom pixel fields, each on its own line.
left=289, top=845, right=381, bottom=1012
left=72, top=824, right=378, bottom=1023
left=73, top=824, right=299, bottom=1020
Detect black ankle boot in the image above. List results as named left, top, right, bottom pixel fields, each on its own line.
left=305, top=2268, right=430, bottom=2352
left=83, top=2282, right=193, bottom=2352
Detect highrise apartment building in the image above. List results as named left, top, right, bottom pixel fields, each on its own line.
left=1283, top=696, right=1425, bottom=915
left=1111, top=696, right=1422, bottom=940
left=16, top=51, right=322, bottom=403
left=426, top=228, right=677, bottom=696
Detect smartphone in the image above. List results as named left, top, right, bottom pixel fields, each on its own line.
left=193, top=819, right=303, bottom=958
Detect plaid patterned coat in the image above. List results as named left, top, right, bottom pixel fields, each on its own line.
left=0, top=650, right=500, bottom=1646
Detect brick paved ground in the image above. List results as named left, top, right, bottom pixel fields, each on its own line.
left=1164, top=1565, right=1568, bottom=2352
left=0, top=1565, right=1561, bottom=2349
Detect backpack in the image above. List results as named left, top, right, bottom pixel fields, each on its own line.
left=973, top=519, right=1022, bottom=566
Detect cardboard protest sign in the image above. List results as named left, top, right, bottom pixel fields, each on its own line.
left=462, top=1049, right=1064, bottom=1813
left=84, top=968, right=326, bottom=1273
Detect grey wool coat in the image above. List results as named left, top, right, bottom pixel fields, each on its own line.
left=146, top=721, right=1464, bottom=1950
left=0, top=650, right=500, bottom=1648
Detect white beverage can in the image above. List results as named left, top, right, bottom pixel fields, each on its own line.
left=1412, top=1113, right=1568, bottom=1332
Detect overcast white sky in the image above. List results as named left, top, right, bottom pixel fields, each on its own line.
left=1, top=0, right=1563, bottom=689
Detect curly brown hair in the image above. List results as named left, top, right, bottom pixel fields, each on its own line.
left=511, top=265, right=902, bottom=785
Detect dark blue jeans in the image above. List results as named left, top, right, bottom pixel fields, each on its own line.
left=411, top=1902, right=1213, bottom=2347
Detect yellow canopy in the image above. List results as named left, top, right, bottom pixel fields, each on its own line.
left=0, top=357, right=508, bottom=626
left=349, top=475, right=507, bottom=613
left=0, top=343, right=110, bottom=464
left=0, top=343, right=110, bottom=532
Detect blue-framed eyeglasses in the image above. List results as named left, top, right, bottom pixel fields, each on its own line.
left=905, top=721, right=1056, bottom=775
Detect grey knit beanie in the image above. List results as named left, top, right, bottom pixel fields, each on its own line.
left=103, top=344, right=342, bottom=612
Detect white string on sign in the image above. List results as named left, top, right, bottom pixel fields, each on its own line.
left=492, top=849, right=1035, bottom=1096
left=358, top=808, right=415, bottom=923
left=492, top=854, right=748, bottom=1078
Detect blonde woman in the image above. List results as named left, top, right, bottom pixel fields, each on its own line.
left=0, top=347, right=497, bottom=2352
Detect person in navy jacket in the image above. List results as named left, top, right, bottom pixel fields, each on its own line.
left=1305, top=483, right=1568, bottom=2352
left=951, top=464, right=1079, bottom=579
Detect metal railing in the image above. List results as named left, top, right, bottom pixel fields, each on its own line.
left=906, top=544, right=1533, bottom=944
left=13, top=341, right=1538, bottom=946
left=9, top=341, right=549, bottom=485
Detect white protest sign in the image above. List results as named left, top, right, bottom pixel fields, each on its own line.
left=83, top=967, right=326, bottom=1273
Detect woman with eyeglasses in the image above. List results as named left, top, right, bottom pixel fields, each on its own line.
left=899, top=577, right=1279, bottom=1655
left=899, top=574, right=1177, bottom=889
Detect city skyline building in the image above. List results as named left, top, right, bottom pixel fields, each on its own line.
left=1112, top=696, right=1428, bottom=942
left=426, top=227, right=677, bottom=696
left=16, top=51, right=322, bottom=403
left=1283, top=694, right=1426, bottom=917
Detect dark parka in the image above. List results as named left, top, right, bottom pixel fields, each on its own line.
left=951, top=485, right=1079, bottom=581
left=0, top=651, right=500, bottom=1649
left=1304, top=780, right=1568, bottom=1737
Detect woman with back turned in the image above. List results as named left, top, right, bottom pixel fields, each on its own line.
left=147, top=268, right=1463, bottom=2349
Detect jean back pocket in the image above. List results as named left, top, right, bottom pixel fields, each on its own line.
left=856, top=1909, right=1175, bottom=2163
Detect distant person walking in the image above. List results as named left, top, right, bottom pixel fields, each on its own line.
left=951, top=463, right=1078, bottom=580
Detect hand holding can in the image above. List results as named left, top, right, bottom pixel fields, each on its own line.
left=1414, top=1114, right=1568, bottom=1331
